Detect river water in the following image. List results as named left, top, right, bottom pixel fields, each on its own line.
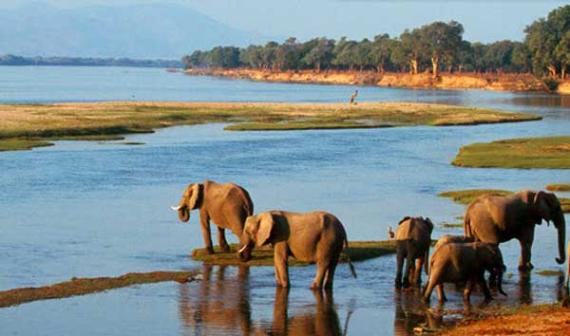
left=0, top=66, right=569, bottom=335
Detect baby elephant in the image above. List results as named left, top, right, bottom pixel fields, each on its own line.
left=423, top=242, right=507, bottom=304
left=394, top=216, right=433, bottom=289
left=433, top=234, right=474, bottom=251
left=238, top=210, right=357, bottom=289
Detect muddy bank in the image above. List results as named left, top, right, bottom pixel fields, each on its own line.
left=0, top=270, right=199, bottom=308
left=186, top=68, right=551, bottom=93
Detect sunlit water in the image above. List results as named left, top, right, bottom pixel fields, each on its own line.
left=0, top=66, right=569, bottom=335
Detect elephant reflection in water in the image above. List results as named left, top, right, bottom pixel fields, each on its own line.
left=178, top=265, right=252, bottom=335
left=259, top=288, right=348, bottom=336
left=393, top=293, right=441, bottom=336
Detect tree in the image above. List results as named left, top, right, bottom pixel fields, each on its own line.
left=400, top=29, right=424, bottom=74
left=371, top=34, right=393, bottom=73
left=302, top=38, right=335, bottom=72
left=512, top=42, right=532, bottom=73
left=420, top=21, right=464, bottom=78
left=525, top=5, right=570, bottom=77
left=555, top=31, right=570, bottom=78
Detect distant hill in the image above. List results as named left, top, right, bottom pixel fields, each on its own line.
left=0, top=2, right=271, bottom=59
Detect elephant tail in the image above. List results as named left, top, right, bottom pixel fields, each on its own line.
left=464, top=212, right=472, bottom=237
left=343, top=239, right=357, bottom=279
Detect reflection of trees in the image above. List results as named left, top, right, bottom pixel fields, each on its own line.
left=261, top=288, right=344, bottom=336
left=178, top=265, right=252, bottom=336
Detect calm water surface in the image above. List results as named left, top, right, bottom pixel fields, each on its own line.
left=0, top=66, right=569, bottom=335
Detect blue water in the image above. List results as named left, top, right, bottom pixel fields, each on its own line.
left=0, top=66, right=569, bottom=335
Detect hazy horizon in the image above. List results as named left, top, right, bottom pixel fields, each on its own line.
left=3, top=0, right=569, bottom=45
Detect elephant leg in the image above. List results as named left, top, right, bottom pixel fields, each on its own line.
left=403, top=255, right=415, bottom=288
left=395, top=242, right=406, bottom=289
left=414, top=257, right=424, bottom=286
left=423, top=279, right=436, bottom=303
left=518, top=230, right=535, bottom=271
left=324, top=253, right=340, bottom=289
left=478, top=274, right=493, bottom=302
left=274, top=242, right=289, bottom=287
left=463, top=280, right=474, bottom=303
left=217, top=227, right=230, bottom=252
left=437, top=284, right=447, bottom=302
left=200, top=213, right=214, bottom=254
left=312, top=251, right=332, bottom=290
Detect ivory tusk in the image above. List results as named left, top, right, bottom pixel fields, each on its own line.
left=238, top=245, right=248, bottom=254
left=170, top=205, right=182, bottom=211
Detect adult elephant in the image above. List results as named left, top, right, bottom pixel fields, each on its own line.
left=464, top=190, right=566, bottom=271
left=171, top=180, right=254, bottom=255
left=238, top=210, right=357, bottom=289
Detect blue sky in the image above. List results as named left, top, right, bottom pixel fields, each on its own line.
left=3, top=0, right=568, bottom=43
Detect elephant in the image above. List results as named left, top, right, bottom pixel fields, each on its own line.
left=433, top=235, right=474, bottom=251
left=423, top=242, right=507, bottom=304
left=394, top=216, right=433, bottom=289
left=171, top=180, right=254, bottom=255
left=237, top=210, right=357, bottom=289
left=566, top=243, right=570, bottom=288
left=464, top=190, right=566, bottom=271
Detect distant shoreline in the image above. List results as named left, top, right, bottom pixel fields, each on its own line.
left=0, top=55, right=182, bottom=68
left=186, top=68, right=570, bottom=95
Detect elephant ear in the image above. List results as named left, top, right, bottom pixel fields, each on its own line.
left=187, top=183, right=203, bottom=210
left=398, top=216, right=411, bottom=225
left=255, top=212, right=275, bottom=247
left=533, top=191, right=554, bottom=222
left=424, top=217, right=434, bottom=233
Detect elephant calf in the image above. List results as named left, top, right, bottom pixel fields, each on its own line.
left=394, top=216, right=433, bottom=289
left=433, top=235, right=474, bottom=251
left=238, top=210, right=357, bottom=289
left=423, top=242, right=507, bottom=304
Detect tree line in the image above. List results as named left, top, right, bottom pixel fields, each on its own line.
left=0, top=55, right=182, bottom=68
left=182, top=5, right=570, bottom=79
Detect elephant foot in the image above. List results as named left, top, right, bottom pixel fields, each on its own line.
left=310, top=282, right=322, bottom=290
left=205, top=246, right=215, bottom=255
left=395, top=280, right=402, bottom=289
left=220, top=244, right=231, bottom=253
left=517, top=263, right=533, bottom=272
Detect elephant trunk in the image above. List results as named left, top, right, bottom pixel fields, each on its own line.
left=555, top=212, right=566, bottom=265
left=178, top=206, right=190, bottom=222
left=238, top=235, right=254, bottom=262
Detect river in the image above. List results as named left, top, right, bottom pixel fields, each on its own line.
left=0, top=66, right=569, bottom=335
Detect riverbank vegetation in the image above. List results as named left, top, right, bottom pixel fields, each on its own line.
left=0, top=54, right=181, bottom=68
left=439, top=189, right=570, bottom=213
left=0, top=102, right=539, bottom=151
left=183, top=5, right=570, bottom=83
left=546, top=183, right=570, bottom=192
left=451, top=136, right=570, bottom=169
left=0, top=270, right=199, bottom=308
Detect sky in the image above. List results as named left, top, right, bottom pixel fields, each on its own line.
left=2, top=0, right=568, bottom=43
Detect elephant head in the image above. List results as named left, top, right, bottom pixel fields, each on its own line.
left=171, top=183, right=203, bottom=223
left=529, top=191, right=566, bottom=265
left=478, top=243, right=507, bottom=296
left=238, top=212, right=279, bottom=262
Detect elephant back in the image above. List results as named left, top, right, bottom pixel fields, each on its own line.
left=395, top=217, right=430, bottom=241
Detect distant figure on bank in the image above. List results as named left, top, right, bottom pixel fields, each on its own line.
left=349, top=90, right=358, bottom=105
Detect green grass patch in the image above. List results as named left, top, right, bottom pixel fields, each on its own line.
left=546, top=183, right=570, bottom=192
left=439, top=222, right=464, bottom=228
left=452, top=136, right=570, bottom=169
left=438, top=189, right=513, bottom=205
left=0, top=270, right=199, bottom=308
left=535, top=269, right=564, bottom=277
left=0, top=138, right=53, bottom=151
left=0, top=102, right=539, bottom=152
left=439, top=188, right=570, bottom=213
left=191, top=240, right=397, bottom=266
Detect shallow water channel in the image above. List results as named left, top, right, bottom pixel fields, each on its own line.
left=0, top=75, right=569, bottom=335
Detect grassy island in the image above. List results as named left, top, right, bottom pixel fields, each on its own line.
left=0, top=102, right=539, bottom=152
left=439, top=189, right=570, bottom=213
left=452, top=136, right=570, bottom=169
left=191, top=241, right=398, bottom=266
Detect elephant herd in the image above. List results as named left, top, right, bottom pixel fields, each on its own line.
left=171, top=180, right=568, bottom=304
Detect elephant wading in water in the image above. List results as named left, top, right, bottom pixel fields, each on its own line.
left=171, top=180, right=254, bottom=256
left=423, top=242, right=507, bottom=304
left=464, top=190, right=566, bottom=271
left=238, top=210, right=357, bottom=289
left=394, top=216, right=433, bottom=289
